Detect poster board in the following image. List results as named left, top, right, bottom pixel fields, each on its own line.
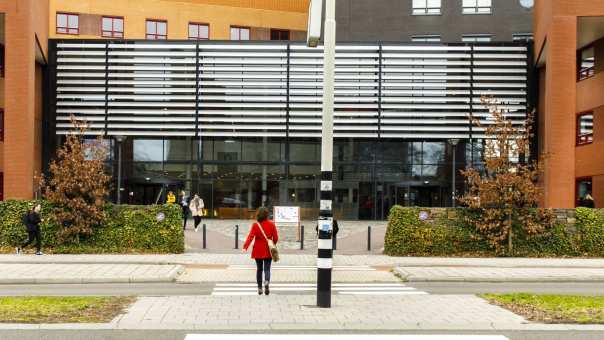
left=274, top=206, right=300, bottom=224
left=273, top=206, right=301, bottom=241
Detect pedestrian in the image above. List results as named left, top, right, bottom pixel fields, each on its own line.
left=179, top=190, right=190, bottom=230
left=243, top=207, right=279, bottom=296
left=166, top=191, right=176, bottom=204
left=16, top=204, right=44, bottom=255
left=189, top=194, right=205, bottom=232
left=584, top=194, right=595, bottom=208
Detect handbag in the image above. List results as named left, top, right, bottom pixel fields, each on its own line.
left=256, top=222, right=279, bottom=262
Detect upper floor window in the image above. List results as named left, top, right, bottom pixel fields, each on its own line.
left=146, top=20, right=167, bottom=40
left=270, top=29, right=290, bottom=41
left=463, top=0, right=492, bottom=14
left=102, top=16, right=124, bottom=38
left=189, top=23, right=209, bottom=40
left=230, top=26, right=250, bottom=41
left=577, top=112, right=594, bottom=145
left=56, top=13, right=79, bottom=35
left=513, top=33, right=534, bottom=42
left=412, top=34, right=441, bottom=42
left=462, top=34, right=492, bottom=42
left=412, top=0, right=441, bottom=15
left=578, top=46, right=595, bottom=81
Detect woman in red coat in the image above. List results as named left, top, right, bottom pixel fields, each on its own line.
left=243, top=207, right=279, bottom=295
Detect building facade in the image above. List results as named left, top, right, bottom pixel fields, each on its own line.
left=50, top=0, right=309, bottom=41
left=534, top=0, right=604, bottom=208
left=0, top=0, right=49, bottom=201
left=49, top=40, right=531, bottom=220
left=337, top=0, right=534, bottom=43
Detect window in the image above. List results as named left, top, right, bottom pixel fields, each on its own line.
left=146, top=20, right=167, bottom=40
left=412, top=0, right=441, bottom=15
left=513, top=33, right=534, bottom=42
left=576, top=177, right=594, bottom=208
left=102, top=16, right=124, bottom=38
left=230, top=26, right=250, bottom=40
left=412, top=34, right=441, bottom=42
left=270, top=29, right=290, bottom=41
left=56, top=13, right=79, bottom=34
left=0, top=44, right=4, bottom=78
left=0, top=172, right=3, bottom=201
left=577, top=112, right=594, bottom=145
left=462, top=34, right=492, bottom=42
left=463, top=0, right=492, bottom=14
left=0, top=109, right=3, bottom=142
left=578, top=46, right=595, bottom=81
left=189, top=23, right=209, bottom=40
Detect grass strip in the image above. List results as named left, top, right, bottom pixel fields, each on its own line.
left=0, top=296, right=135, bottom=324
left=482, top=293, right=604, bottom=324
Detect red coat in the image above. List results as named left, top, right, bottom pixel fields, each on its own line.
left=243, top=220, right=279, bottom=259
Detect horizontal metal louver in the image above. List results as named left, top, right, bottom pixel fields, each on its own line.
left=52, top=41, right=530, bottom=139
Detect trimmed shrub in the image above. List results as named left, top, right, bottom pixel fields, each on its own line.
left=385, top=205, right=604, bottom=257
left=0, top=200, right=183, bottom=254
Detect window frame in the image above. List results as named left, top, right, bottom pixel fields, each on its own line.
left=188, top=22, right=210, bottom=40
left=576, top=111, right=594, bottom=146
left=101, top=16, right=124, bottom=38
left=230, top=26, right=251, bottom=41
left=575, top=176, right=593, bottom=207
left=0, top=108, right=3, bottom=142
left=56, top=12, right=80, bottom=35
left=462, top=0, right=492, bottom=15
left=461, top=34, right=493, bottom=43
left=0, top=171, right=3, bottom=201
left=412, top=0, right=442, bottom=15
left=577, top=44, right=596, bottom=81
left=145, top=19, right=168, bottom=40
left=270, top=29, right=290, bottom=41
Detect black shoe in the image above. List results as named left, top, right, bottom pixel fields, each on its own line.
left=16, top=247, right=21, bottom=255
left=258, top=287, right=263, bottom=295
left=264, top=281, right=270, bottom=295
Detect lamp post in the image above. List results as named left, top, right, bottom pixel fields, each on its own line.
left=449, top=139, right=460, bottom=207
left=307, top=0, right=336, bottom=308
left=114, top=135, right=126, bottom=205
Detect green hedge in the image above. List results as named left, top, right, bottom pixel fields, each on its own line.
left=0, top=200, right=184, bottom=254
left=384, top=205, right=604, bottom=257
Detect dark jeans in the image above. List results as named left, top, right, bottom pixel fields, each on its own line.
left=182, top=207, right=189, bottom=230
left=193, top=216, right=202, bottom=229
left=21, top=229, right=41, bottom=252
left=255, top=258, right=272, bottom=287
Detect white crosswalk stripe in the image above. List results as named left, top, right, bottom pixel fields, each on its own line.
left=211, top=283, right=428, bottom=296
left=227, top=265, right=376, bottom=271
left=186, top=334, right=509, bottom=340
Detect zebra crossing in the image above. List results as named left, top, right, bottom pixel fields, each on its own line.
left=211, top=282, right=428, bottom=296
left=226, top=265, right=376, bottom=271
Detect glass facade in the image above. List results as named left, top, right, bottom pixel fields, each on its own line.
left=89, top=136, right=484, bottom=220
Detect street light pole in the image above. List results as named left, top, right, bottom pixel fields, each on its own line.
left=449, top=139, right=460, bottom=208
left=317, top=0, right=336, bottom=309
left=115, top=136, right=126, bottom=205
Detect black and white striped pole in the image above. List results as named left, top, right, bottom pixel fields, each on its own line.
left=308, top=0, right=336, bottom=308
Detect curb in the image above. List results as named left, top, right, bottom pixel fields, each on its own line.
left=394, top=267, right=604, bottom=283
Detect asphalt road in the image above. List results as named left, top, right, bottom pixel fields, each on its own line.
left=1, top=330, right=603, bottom=340
left=2, top=282, right=604, bottom=296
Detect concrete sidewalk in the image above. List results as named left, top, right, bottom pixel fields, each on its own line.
left=0, top=263, right=183, bottom=284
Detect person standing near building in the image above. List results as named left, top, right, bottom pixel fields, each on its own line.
left=243, top=207, right=279, bottom=296
left=16, top=204, right=44, bottom=255
left=166, top=191, right=176, bottom=204
left=179, top=191, right=190, bottom=230
left=189, top=194, right=205, bottom=232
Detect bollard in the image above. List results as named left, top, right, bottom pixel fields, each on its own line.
left=367, top=225, right=372, bottom=251
left=202, top=224, right=207, bottom=249
left=300, top=225, right=305, bottom=250
left=235, top=225, right=239, bottom=249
